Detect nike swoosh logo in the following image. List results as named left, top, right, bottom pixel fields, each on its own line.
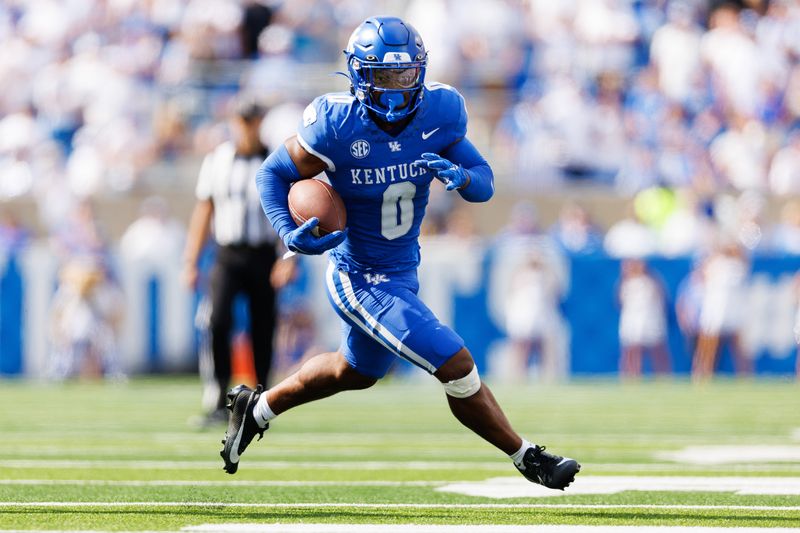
left=421, top=128, right=440, bottom=140
left=228, top=415, right=246, bottom=463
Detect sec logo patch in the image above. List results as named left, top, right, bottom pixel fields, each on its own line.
left=350, top=139, right=370, bottom=159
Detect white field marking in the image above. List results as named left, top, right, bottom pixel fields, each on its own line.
left=656, top=445, right=800, bottom=465
left=0, top=447, right=486, bottom=459
left=0, top=479, right=443, bottom=487
left=1, top=502, right=800, bottom=511
left=183, top=526, right=800, bottom=533
left=792, top=429, right=800, bottom=441
left=3, top=522, right=800, bottom=533
left=437, top=476, right=800, bottom=499
left=0, top=431, right=775, bottom=445
left=4, top=525, right=800, bottom=533
left=589, top=463, right=800, bottom=472
left=0, top=459, right=510, bottom=470
left=7, top=475, right=800, bottom=491
left=6, top=459, right=800, bottom=472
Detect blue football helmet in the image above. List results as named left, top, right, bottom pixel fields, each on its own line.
left=344, top=16, right=427, bottom=123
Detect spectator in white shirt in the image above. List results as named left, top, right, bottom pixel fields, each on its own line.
left=650, top=1, right=703, bottom=105
left=617, top=259, right=671, bottom=377
left=693, top=243, right=752, bottom=380
left=769, top=129, right=800, bottom=195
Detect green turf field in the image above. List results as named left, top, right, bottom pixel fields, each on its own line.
left=1, top=376, right=799, bottom=530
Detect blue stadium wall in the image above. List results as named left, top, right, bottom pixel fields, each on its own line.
left=1, top=242, right=798, bottom=377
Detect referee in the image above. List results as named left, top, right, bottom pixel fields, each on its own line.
left=182, top=98, right=281, bottom=425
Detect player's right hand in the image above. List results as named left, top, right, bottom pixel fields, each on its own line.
left=284, top=217, right=347, bottom=255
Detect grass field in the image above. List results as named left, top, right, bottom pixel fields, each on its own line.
left=1, top=376, right=800, bottom=531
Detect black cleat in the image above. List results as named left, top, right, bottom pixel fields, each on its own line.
left=516, top=445, right=580, bottom=490
left=219, top=384, right=267, bottom=474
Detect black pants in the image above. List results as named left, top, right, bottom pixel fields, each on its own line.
left=209, top=243, right=277, bottom=409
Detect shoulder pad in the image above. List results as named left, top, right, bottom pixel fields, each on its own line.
left=427, top=82, right=458, bottom=93
left=424, top=82, right=467, bottom=136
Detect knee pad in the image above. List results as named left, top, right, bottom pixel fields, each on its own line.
left=443, top=365, right=481, bottom=398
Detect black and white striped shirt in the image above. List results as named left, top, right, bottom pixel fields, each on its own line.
left=195, top=141, right=277, bottom=247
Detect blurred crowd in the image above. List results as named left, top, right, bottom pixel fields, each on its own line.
left=4, top=0, right=800, bottom=199
left=3, top=0, right=800, bottom=250
left=492, top=0, right=800, bottom=196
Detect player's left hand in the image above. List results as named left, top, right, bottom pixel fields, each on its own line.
left=413, top=153, right=470, bottom=191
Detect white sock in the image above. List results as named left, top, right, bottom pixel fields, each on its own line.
left=509, top=438, right=533, bottom=468
left=252, top=391, right=277, bottom=428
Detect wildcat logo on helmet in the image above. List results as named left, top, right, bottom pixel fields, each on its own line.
left=386, top=52, right=411, bottom=62
left=350, top=140, right=370, bottom=159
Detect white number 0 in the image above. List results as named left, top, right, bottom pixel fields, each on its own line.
left=381, top=182, right=416, bottom=240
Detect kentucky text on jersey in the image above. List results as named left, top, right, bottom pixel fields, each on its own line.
left=297, top=82, right=468, bottom=273
left=350, top=163, right=427, bottom=184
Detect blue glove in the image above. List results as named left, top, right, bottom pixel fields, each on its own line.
left=284, top=217, right=346, bottom=255
left=413, top=152, right=470, bottom=191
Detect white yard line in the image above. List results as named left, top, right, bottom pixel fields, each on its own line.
left=0, top=502, right=798, bottom=511
left=1, top=526, right=798, bottom=533
left=7, top=475, right=800, bottom=493
left=3, top=526, right=800, bottom=533
left=588, top=463, right=800, bottom=472
left=0, top=430, right=782, bottom=443
left=0, top=459, right=508, bottom=470
left=656, top=445, right=800, bottom=465
left=436, top=475, right=800, bottom=499
left=184, top=526, right=800, bottom=533
left=439, top=476, right=800, bottom=498
left=0, top=479, right=444, bottom=487
left=10, top=476, right=800, bottom=501
left=5, top=459, right=800, bottom=472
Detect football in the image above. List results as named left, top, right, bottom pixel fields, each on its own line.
left=287, top=178, right=347, bottom=236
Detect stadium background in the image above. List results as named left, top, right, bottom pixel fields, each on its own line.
left=1, top=0, right=800, bottom=380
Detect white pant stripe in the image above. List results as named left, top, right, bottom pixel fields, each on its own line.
left=324, top=264, right=398, bottom=357
left=335, top=269, right=435, bottom=373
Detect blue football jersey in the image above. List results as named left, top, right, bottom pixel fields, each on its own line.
left=297, top=82, right=468, bottom=273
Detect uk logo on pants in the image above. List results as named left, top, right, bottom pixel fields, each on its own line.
left=364, top=273, right=390, bottom=285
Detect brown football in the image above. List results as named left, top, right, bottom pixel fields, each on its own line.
left=287, top=179, right=347, bottom=236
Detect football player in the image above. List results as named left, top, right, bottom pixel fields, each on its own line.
left=220, top=16, right=580, bottom=490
